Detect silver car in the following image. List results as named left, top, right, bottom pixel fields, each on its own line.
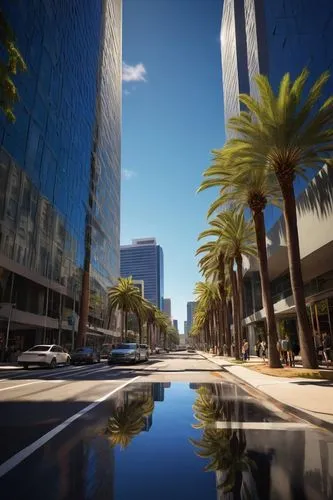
left=108, top=343, right=140, bottom=364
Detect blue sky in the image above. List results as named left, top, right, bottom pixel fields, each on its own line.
left=121, top=0, right=225, bottom=332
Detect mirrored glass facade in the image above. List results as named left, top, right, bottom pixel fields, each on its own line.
left=0, top=0, right=121, bottom=350
left=120, top=241, right=164, bottom=309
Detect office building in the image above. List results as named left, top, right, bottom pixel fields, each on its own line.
left=133, top=280, right=144, bottom=297
left=184, top=321, right=188, bottom=337
left=221, top=0, right=333, bottom=138
left=173, top=319, right=178, bottom=331
left=0, top=0, right=122, bottom=352
left=187, top=301, right=197, bottom=334
left=120, top=238, right=164, bottom=309
left=163, top=298, right=172, bottom=318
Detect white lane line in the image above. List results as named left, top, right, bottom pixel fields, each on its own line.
left=214, top=421, right=313, bottom=431
left=0, top=381, right=47, bottom=392
left=0, top=375, right=141, bottom=478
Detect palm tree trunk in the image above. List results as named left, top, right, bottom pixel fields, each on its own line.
left=225, top=302, right=231, bottom=356
left=124, top=309, right=128, bottom=338
left=281, top=181, right=317, bottom=368
left=137, top=315, right=142, bottom=344
left=235, top=255, right=245, bottom=344
left=229, top=262, right=240, bottom=359
left=253, top=210, right=281, bottom=368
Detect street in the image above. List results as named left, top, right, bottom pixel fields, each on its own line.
left=0, top=352, right=332, bottom=499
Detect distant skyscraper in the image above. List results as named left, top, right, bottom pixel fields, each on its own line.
left=187, top=301, right=197, bottom=334
left=173, top=319, right=178, bottom=331
left=163, top=298, right=172, bottom=318
left=120, top=238, right=164, bottom=309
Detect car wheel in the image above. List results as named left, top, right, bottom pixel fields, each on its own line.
left=23, top=363, right=29, bottom=370
left=66, top=357, right=71, bottom=365
left=145, top=353, right=149, bottom=362
left=97, top=357, right=101, bottom=363
left=50, top=358, right=57, bottom=369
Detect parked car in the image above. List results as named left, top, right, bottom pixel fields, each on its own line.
left=187, top=347, right=195, bottom=353
left=18, top=344, right=70, bottom=369
left=71, top=347, right=100, bottom=365
left=108, top=343, right=142, bottom=364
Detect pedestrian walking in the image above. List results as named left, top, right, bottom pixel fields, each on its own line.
left=280, top=336, right=290, bottom=365
left=322, top=332, right=331, bottom=367
left=241, top=339, right=249, bottom=361
left=261, top=340, right=267, bottom=362
left=255, top=340, right=261, bottom=358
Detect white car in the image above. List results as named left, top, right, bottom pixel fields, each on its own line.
left=18, top=344, right=71, bottom=369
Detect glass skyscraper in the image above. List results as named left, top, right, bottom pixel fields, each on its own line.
left=221, top=0, right=333, bottom=136
left=0, top=0, right=121, bottom=351
left=120, top=239, right=164, bottom=309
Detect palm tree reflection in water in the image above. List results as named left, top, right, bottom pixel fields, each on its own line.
left=105, top=396, right=154, bottom=450
left=190, top=387, right=257, bottom=499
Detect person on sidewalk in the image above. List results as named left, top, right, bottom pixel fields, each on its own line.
left=255, top=340, right=261, bottom=358
left=242, top=339, right=249, bottom=361
left=280, top=336, right=290, bottom=365
left=322, top=332, right=331, bottom=367
left=260, top=340, right=267, bottom=362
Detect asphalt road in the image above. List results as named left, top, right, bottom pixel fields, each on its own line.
left=0, top=352, right=332, bottom=500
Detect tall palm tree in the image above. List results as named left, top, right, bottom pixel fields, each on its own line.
left=222, top=69, right=333, bottom=368
left=199, top=210, right=257, bottom=358
left=153, top=309, right=169, bottom=348
left=108, top=277, right=143, bottom=339
left=199, top=163, right=282, bottom=367
left=133, top=298, right=154, bottom=344
left=193, top=281, right=221, bottom=353
left=196, top=240, right=230, bottom=354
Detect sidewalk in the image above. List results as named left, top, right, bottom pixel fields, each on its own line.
left=199, top=351, right=333, bottom=431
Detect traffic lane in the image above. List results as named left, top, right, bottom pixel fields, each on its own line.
left=1, top=381, right=331, bottom=500
left=0, top=377, right=131, bottom=466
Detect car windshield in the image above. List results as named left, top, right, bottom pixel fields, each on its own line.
left=116, top=343, right=136, bottom=349
left=28, top=345, right=51, bottom=352
left=74, top=348, right=92, bottom=353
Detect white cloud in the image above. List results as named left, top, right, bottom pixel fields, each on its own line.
left=122, top=62, right=147, bottom=82
left=122, top=169, right=137, bottom=180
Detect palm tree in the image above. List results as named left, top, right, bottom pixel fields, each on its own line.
left=199, top=210, right=257, bottom=358
left=152, top=308, right=169, bottom=348
left=196, top=240, right=230, bottom=354
left=193, top=281, right=221, bottom=353
left=222, top=69, right=333, bottom=368
left=133, top=298, right=154, bottom=344
left=105, top=396, right=154, bottom=449
left=108, top=277, right=143, bottom=339
left=199, top=163, right=282, bottom=367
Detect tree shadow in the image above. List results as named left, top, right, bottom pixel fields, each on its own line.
left=297, top=167, right=333, bottom=219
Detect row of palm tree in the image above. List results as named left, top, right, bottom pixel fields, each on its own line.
left=192, top=69, right=333, bottom=368
left=108, top=276, right=177, bottom=347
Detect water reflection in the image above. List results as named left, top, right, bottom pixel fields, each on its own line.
left=191, top=387, right=258, bottom=498
left=104, top=395, right=154, bottom=449
left=190, top=384, right=333, bottom=499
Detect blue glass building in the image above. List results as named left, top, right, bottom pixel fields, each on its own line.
left=0, top=0, right=121, bottom=351
left=120, top=239, right=164, bottom=309
left=221, top=0, right=333, bottom=134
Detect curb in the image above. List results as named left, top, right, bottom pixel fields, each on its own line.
left=199, top=352, right=333, bottom=434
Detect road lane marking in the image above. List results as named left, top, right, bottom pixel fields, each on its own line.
left=0, top=375, right=141, bottom=478
left=0, top=381, right=45, bottom=392
left=214, top=421, right=313, bottom=430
